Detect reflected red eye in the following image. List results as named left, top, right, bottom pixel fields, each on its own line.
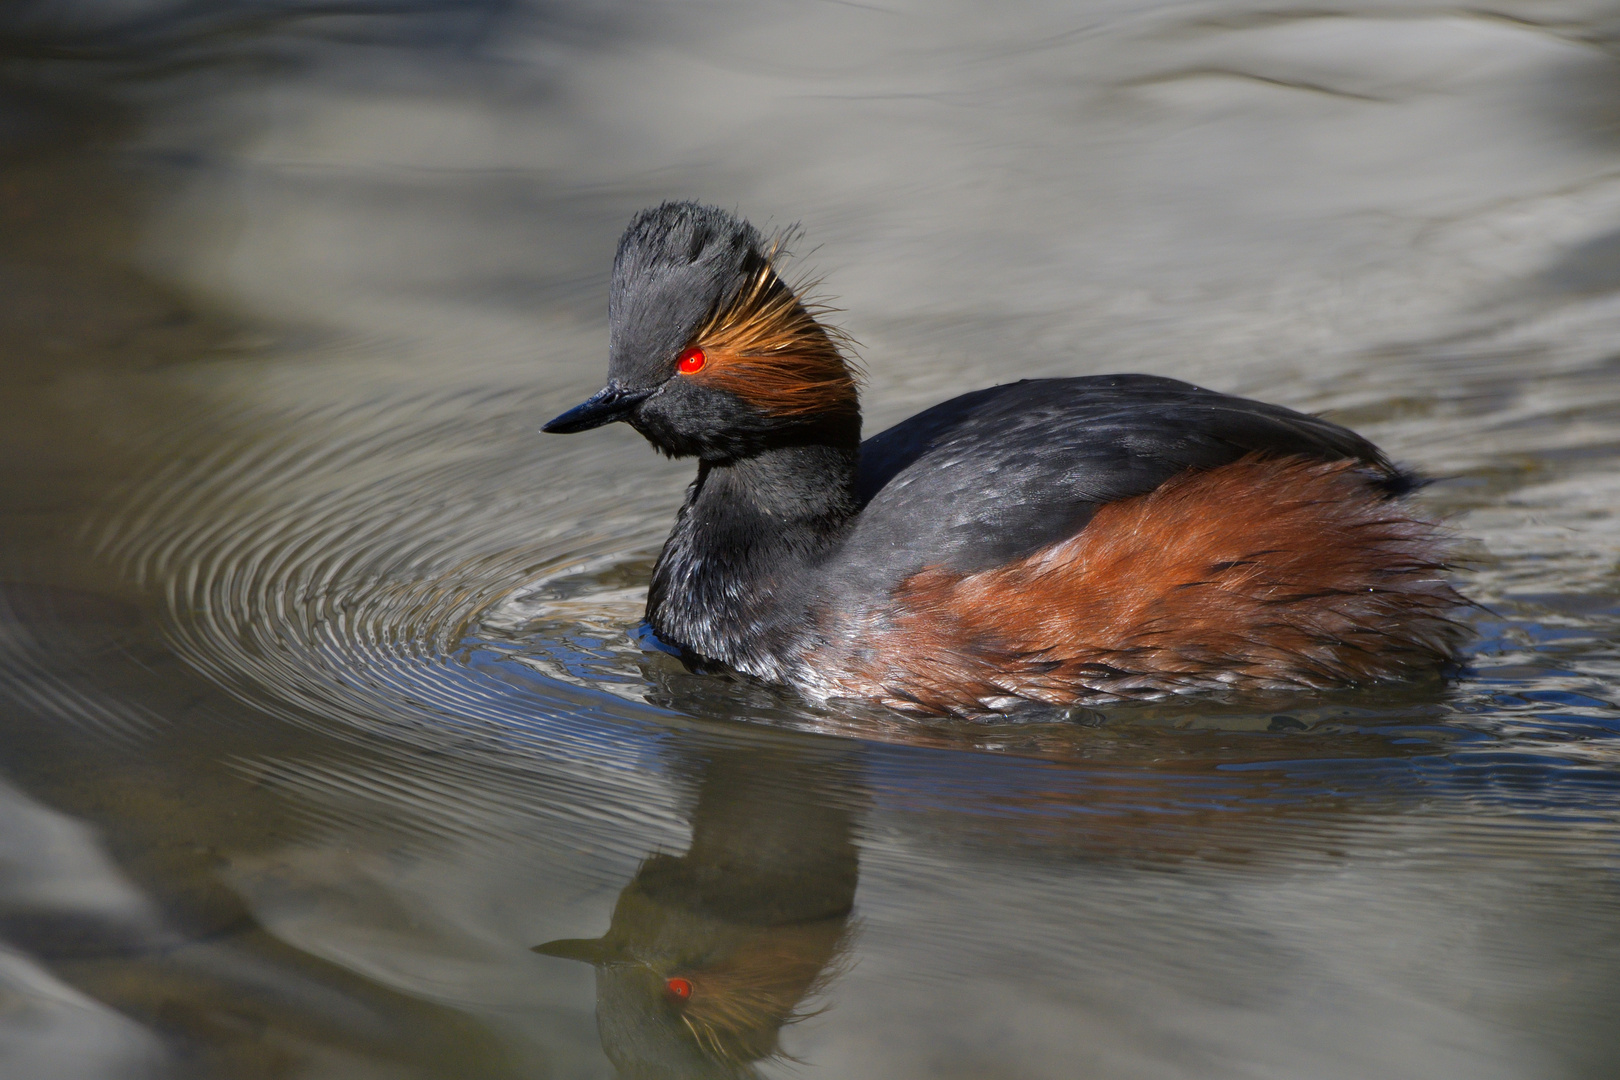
left=677, top=348, right=705, bottom=374
left=665, top=976, right=693, bottom=1001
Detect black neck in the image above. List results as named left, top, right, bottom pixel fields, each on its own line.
left=647, top=434, right=860, bottom=679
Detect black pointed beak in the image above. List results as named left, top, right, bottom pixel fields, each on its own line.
left=531, top=937, right=622, bottom=964
left=542, top=383, right=656, bottom=434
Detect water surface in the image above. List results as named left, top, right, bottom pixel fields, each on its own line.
left=1, top=2, right=1619, bottom=1077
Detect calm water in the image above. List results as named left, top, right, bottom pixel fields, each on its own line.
left=2, top=2, right=1619, bottom=1077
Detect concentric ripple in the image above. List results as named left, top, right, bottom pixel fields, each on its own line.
left=86, top=363, right=680, bottom=759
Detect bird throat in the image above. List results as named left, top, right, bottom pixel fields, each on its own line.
left=646, top=440, right=860, bottom=680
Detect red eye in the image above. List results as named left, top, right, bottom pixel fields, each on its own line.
left=665, top=976, right=692, bottom=1001
left=677, top=348, right=705, bottom=374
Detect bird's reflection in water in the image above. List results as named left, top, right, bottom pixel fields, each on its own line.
left=536, top=748, right=859, bottom=1078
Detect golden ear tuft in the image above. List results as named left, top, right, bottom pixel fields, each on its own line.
left=675, top=917, right=853, bottom=1065
left=690, top=245, right=862, bottom=418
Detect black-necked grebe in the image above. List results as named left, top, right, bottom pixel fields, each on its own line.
left=544, top=202, right=1468, bottom=716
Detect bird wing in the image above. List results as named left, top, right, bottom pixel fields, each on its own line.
left=840, top=375, right=1403, bottom=579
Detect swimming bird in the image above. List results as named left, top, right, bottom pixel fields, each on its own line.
left=544, top=202, right=1467, bottom=717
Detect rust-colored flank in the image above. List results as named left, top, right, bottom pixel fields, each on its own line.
left=817, top=456, right=1469, bottom=715
left=689, top=261, right=861, bottom=419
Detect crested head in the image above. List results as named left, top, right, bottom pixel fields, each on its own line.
left=608, top=202, right=765, bottom=385
left=598, top=202, right=861, bottom=459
